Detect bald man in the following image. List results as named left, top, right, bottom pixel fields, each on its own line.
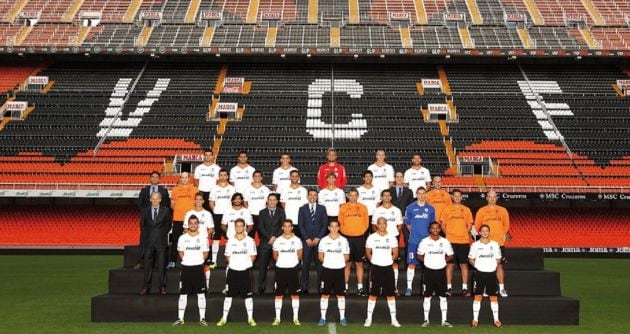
left=140, top=192, right=172, bottom=295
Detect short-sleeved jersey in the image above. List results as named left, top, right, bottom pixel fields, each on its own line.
left=366, top=232, right=398, bottom=266
left=209, top=184, right=235, bottom=215
left=318, top=187, right=346, bottom=217
left=194, top=163, right=221, bottom=192
left=404, top=167, right=432, bottom=196
left=243, top=184, right=271, bottom=216
left=426, top=189, right=453, bottom=221
left=469, top=240, right=502, bottom=272
left=357, top=185, right=379, bottom=215
left=225, top=236, right=257, bottom=271
left=272, top=235, right=303, bottom=268
left=221, top=207, right=254, bottom=239
left=338, top=202, right=369, bottom=237
left=371, top=205, right=403, bottom=237
left=171, top=185, right=199, bottom=221
left=317, top=162, right=347, bottom=189
left=272, top=166, right=298, bottom=193
left=183, top=209, right=214, bottom=238
left=440, top=204, right=473, bottom=244
left=367, top=163, right=395, bottom=193
left=417, top=236, right=454, bottom=270
left=404, top=202, right=435, bottom=244
left=229, top=165, right=256, bottom=194
left=177, top=233, right=210, bottom=266
left=318, top=235, right=350, bottom=269
left=474, top=205, right=510, bottom=246
left=280, top=186, right=308, bottom=223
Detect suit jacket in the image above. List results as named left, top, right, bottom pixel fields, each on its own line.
left=390, top=186, right=414, bottom=214
left=298, top=203, right=328, bottom=240
left=140, top=206, right=172, bottom=248
left=137, top=185, right=171, bottom=209
left=257, top=206, right=286, bottom=248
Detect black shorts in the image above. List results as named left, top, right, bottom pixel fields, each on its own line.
left=500, top=246, right=507, bottom=264
left=368, top=264, right=396, bottom=297
left=274, top=267, right=300, bottom=296
left=452, top=243, right=470, bottom=265
left=226, top=268, right=253, bottom=298
left=423, top=267, right=447, bottom=297
left=473, top=270, right=498, bottom=297
left=180, top=265, right=206, bottom=294
left=346, top=236, right=366, bottom=262
left=212, top=214, right=223, bottom=240
left=321, top=267, right=345, bottom=296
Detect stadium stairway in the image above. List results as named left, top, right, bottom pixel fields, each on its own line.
left=92, top=246, right=579, bottom=324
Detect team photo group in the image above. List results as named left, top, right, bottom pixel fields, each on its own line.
left=137, top=148, right=510, bottom=328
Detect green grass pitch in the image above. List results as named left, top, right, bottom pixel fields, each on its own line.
left=0, top=255, right=629, bottom=333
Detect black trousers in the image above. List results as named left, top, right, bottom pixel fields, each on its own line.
left=143, top=243, right=167, bottom=289
left=169, top=221, right=184, bottom=263
left=257, top=243, right=273, bottom=291
left=137, top=228, right=146, bottom=264
left=301, top=242, right=322, bottom=292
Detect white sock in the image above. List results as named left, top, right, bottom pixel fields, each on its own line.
left=197, top=293, right=206, bottom=320
left=211, top=242, right=219, bottom=263
left=394, top=265, right=399, bottom=288
left=491, top=301, right=499, bottom=322
left=499, top=283, right=505, bottom=291
left=462, top=283, right=468, bottom=290
left=423, top=297, right=431, bottom=322
left=387, top=298, right=397, bottom=322
left=345, top=283, right=349, bottom=290
left=366, top=298, right=376, bottom=321
left=178, top=294, right=187, bottom=320
left=406, top=267, right=415, bottom=290
left=274, top=297, right=282, bottom=320
left=245, top=297, right=254, bottom=320
left=338, top=296, right=346, bottom=319
left=320, top=296, right=328, bottom=320
left=291, top=297, right=300, bottom=321
left=205, top=269, right=211, bottom=291
left=447, top=283, right=452, bottom=290
left=473, top=300, right=481, bottom=322
left=439, top=296, right=447, bottom=323
left=222, top=297, right=232, bottom=320
left=357, top=283, right=363, bottom=290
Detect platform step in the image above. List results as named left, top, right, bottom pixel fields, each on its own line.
left=91, top=294, right=579, bottom=324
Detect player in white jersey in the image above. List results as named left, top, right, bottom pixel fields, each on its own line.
left=229, top=150, right=256, bottom=194
left=208, top=169, right=235, bottom=265
left=221, top=193, right=254, bottom=239
left=217, top=219, right=258, bottom=327
left=173, top=216, right=210, bottom=327
left=280, top=170, right=308, bottom=227
left=183, top=192, right=214, bottom=289
left=357, top=170, right=380, bottom=221
left=272, top=152, right=298, bottom=193
left=317, top=221, right=350, bottom=327
left=272, top=220, right=304, bottom=326
left=371, top=189, right=403, bottom=291
left=243, top=170, right=270, bottom=238
left=367, top=149, right=395, bottom=193
left=417, top=222, right=454, bottom=328
left=194, top=149, right=221, bottom=211
left=469, top=224, right=503, bottom=328
left=404, top=153, right=432, bottom=197
left=364, top=217, right=401, bottom=328
left=318, top=172, right=346, bottom=221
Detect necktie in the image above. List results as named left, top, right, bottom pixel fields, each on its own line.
left=153, top=208, right=158, bottom=220
left=152, top=186, right=157, bottom=194
left=310, top=205, right=315, bottom=220
left=270, top=209, right=275, bottom=217
left=398, top=187, right=402, bottom=198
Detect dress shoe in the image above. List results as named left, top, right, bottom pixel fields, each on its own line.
left=139, top=288, right=149, bottom=295
left=160, top=287, right=167, bottom=295
left=133, top=263, right=144, bottom=270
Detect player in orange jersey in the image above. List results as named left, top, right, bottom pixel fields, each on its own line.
left=426, top=176, right=452, bottom=222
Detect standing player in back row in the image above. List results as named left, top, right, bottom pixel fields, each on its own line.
left=469, top=224, right=503, bottom=328
left=426, top=176, right=452, bottom=223
left=474, top=190, right=510, bottom=297
left=272, top=152, right=298, bottom=194
left=194, top=149, right=221, bottom=211
left=317, top=148, right=347, bottom=189
left=318, top=172, right=346, bottom=222
left=404, top=153, right=432, bottom=197
left=367, top=149, right=395, bottom=193
left=403, top=187, right=435, bottom=296
left=229, top=150, right=256, bottom=194
left=173, top=216, right=209, bottom=327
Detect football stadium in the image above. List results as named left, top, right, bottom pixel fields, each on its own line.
left=1, top=0, right=630, bottom=333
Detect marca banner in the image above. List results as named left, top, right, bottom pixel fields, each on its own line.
left=20, top=11, right=40, bottom=18
left=421, top=78, right=441, bottom=89
left=444, top=12, right=464, bottom=21
left=0, top=190, right=141, bottom=198
left=261, top=12, right=281, bottom=20
left=389, top=12, right=409, bottom=20
left=201, top=10, right=222, bottom=20
left=616, top=79, right=630, bottom=88
left=564, top=14, right=583, bottom=22
left=460, top=156, right=484, bottom=163
left=140, top=11, right=162, bottom=20
left=28, top=76, right=48, bottom=85
left=222, top=77, right=244, bottom=93
left=428, top=103, right=449, bottom=114
left=80, top=11, right=102, bottom=18
left=505, top=13, right=525, bottom=22
left=4, top=101, right=27, bottom=111
left=177, top=154, right=203, bottom=162
left=216, top=102, right=238, bottom=113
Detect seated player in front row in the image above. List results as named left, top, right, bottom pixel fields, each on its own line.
left=172, top=215, right=209, bottom=327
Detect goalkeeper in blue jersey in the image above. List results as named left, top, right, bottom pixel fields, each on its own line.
left=403, top=187, right=435, bottom=296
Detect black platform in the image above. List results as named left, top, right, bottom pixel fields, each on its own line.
left=93, top=246, right=578, bottom=324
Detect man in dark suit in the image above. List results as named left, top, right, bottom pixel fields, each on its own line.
left=390, top=171, right=414, bottom=269
left=256, top=193, right=285, bottom=294
left=135, top=171, right=171, bottom=269
left=140, top=192, right=172, bottom=295
left=298, top=189, right=329, bottom=294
